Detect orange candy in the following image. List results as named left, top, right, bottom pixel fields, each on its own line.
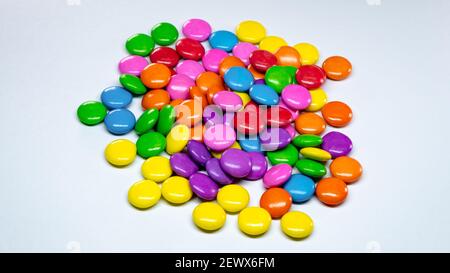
left=141, top=89, right=170, bottom=110
left=140, top=63, right=172, bottom=89
left=316, top=177, right=348, bottom=206
left=206, top=85, right=224, bottom=105
left=330, top=156, right=362, bottom=183
left=294, top=112, right=326, bottom=135
left=322, top=56, right=352, bottom=80
left=321, top=101, right=353, bottom=127
left=219, top=56, right=245, bottom=77
left=170, top=99, right=183, bottom=107
left=190, top=123, right=205, bottom=142
left=196, top=71, right=225, bottom=94
left=175, top=99, right=203, bottom=127
left=248, top=65, right=265, bottom=80
left=275, top=46, right=301, bottom=68
left=189, top=86, right=208, bottom=109
left=259, top=188, right=292, bottom=219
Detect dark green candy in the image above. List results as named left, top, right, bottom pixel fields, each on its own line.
left=295, top=159, right=327, bottom=178
left=267, top=144, right=298, bottom=166
left=292, top=135, right=323, bottom=148
left=125, top=33, right=155, bottom=56
left=157, top=105, right=176, bottom=136
left=135, top=108, right=159, bottom=135
left=151, top=22, right=179, bottom=46
left=265, top=66, right=293, bottom=93
left=136, top=131, right=166, bottom=158
left=77, top=101, right=107, bottom=126
left=119, top=74, right=147, bottom=95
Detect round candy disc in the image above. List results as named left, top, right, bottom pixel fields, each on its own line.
left=265, top=66, right=293, bottom=93
left=187, top=140, right=212, bottom=166
left=202, top=49, right=228, bottom=73
left=135, top=108, right=159, bottom=135
left=218, top=56, right=245, bottom=77
left=104, top=109, right=136, bottom=135
left=295, top=65, right=326, bottom=90
left=119, top=74, right=147, bottom=95
left=330, top=156, right=363, bottom=183
left=281, top=84, right=311, bottom=110
left=235, top=20, right=266, bottom=43
left=141, top=89, right=170, bottom=110
left=293, top=42, right=319, bottom=65
left=263, top=164, right=292, bottom=188
left=136, top=131, right=166, bottom=158
left=189, top=172, right=219, bottom=200
left=182, top=19, right=212, bottom=41
left=220, top=148, right=252, bottom=178
left=259, top=36, right=287, bottom=53
left=260, top=188, right=292, bottom=219
left=275, top=46, right=301, bottom=68
left=100, top=86, right=132, bottom=109
left=283, top=174, right=315, bottom=203
left=295, top=112, right=326, bottom=135
left=166, top=124, right=190, bottom=155
left=176, top=60, right=205, bottom=81
left=249, top=84, right=279, bottom=105
left=128, top=180, right=161, bottom=209
left=151, top=22, right=179, bottom=46
left=161, top=176, right=193, bottom=204
left=149, top=47, right=180, bottom=68
left=203, top=124, right=236, bottom=151
left=175, top=38, right=205, bottom=61
left=316, top=177, right=348, bottom=206
left=232, top=42, right=258, bottom=65
left=321, top=101, right=353, bottom=127
left=140, top=63, right=171, bottom=89
left=217, top=184, right=250, bottom=213
left=306, top=88, right=328, bottom=112
left=321, top=131, right=353, bottom=158
left=238, top=207, right=271, bottom=236
left=77, top=101, right=107, bottom=125
left=193, top=202, right=226, bottom=231
left=125, top=33, right=155, bottom=56
left=205, top=158, right=235, bottom=185
left=281, top=211, right=314, bottom=239
left=141, top=156, right=172, bottom=182
left=322, top=56, right=352, bottom=80
left=295, top=159, right=327, bottom=178
left=249, top=50, right=277, bottom=73
left=167, top=74, right=195, bottom=100
left=245, top=151, right=268, bottom=180
left=213, top=91, right=243, bottom=112
left=170, top=153, right=199, bottom=178
left=118, top=55, right=149, bottom=76
left=208, top=30, right=238, bottom=52
left=224, top=66, right=254, bottom=92
left=104, top=139, right=136, bottom=167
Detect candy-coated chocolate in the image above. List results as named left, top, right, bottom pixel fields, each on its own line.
left=267, top=144, right=298, bottom=166
left=322, top=56, right=352, bottom=80
left=189, top=172, right=219, bottom=200
left=136, top=131, right=166, bottom=158
left=202, top=49, right=228, bottom=73
left=223, top=66, right=254, bottom=92
left=187, top=140, right=211, bottom=166
left=330, top=156, right=363, bottom=183
left=245, top=151, right=268, bottom=180
left=156, top=105, right=176, bottom=135
left=128, top=180, right=161, bottom=209
left=294, top=112, right=326, bottom=135
left=77, top=101, right=107, bottom=125
left=190, top=123, right=204, bottom=142
left=141, top=156, right=172, bottom=182
left=208, top=30, right=238, bottom=52
left=283, top=174, right=315, bottom=203
left=296, top=65, right=326, bottom=90
left=211, top=141, right=241, bottom=159
left=218, top=56, right=245, bottom=77
left=281, top=211, right=314, bottom=239
left=292, top=134, right=323, bottom=148
left=118, top=55, right=149, bottom=76
left=119, top=74, right=147, bottom=95
left=104, top=109, right=136, bottom=135
left=278, top=100, right=299, bottom=120
left=295, top=159, right=327, bottom=178
left=176, top=60, right=205, bottom=81
left=151, top=22, right=179, bottom=46
left=135, top=108, right=159, bottom=135
left=248, top=64, right=265, bottom=80
left=233, top=107, right=265, bottom=135
left=182, top=19, right=212, bottom=41
left=175, top=38, right=205, bottom=61
left=213, top=91, right=243, bottom=112
left=141, top=89, right=170, bottom=110
left=100, top=86, right=132, bottom=109
left=316, top=177, right=348, bottom=206
left=205, top=158, right=235, bottom=185
left=150, top=47, right=180, bottom=68
left=238, top=207, right=271, bottom=236
left=166, top=124, right=190, bottom=155
left=176, top=99, right=203, bottom=126
left=283, top=124, right=297, bottom=139
left=306, top=88, right=327, bottom=112
left=321, top=131, right=353, bottom=158
left=217, top=184, right=249, bottom=213
left=263, top=164, right=292, bottom=188
left=281, top=84, right=311, bottom=110
left=260, top=188, right=292, bottom=219
left=104, top=139, right=136, bottom=167
left=192, top=202, right=226, bottom=231
left=189, top=86, right=208, bottom=109
left=249, top=84, right=279, bottom=106
left=265, top=106, right=293, bottom=127
left=140, top=63, right=171, bottom=89
left=167, top=74, right=195, bottom=100
left=293, top=43, right=319, bottom=65
left=161, top=176, right=192, bottom=204
left=125, top=33, right=155, bottom=56
left=220, top=148, right=252, bottom=178
left=170, top=153, right=199, bottom=178
left=259, top=36, right=287, bottom=54
left=203, top=124, right=236, bottom=151
left=300, top=147, right=331, bottom=161
left=259, top=127, right=292, bottom=151
left=234, top=92, right=251, bottom=108
left=321, top=101, right=353, bottom=127
left=275, top=46, right=301, bottom=68
left=249, top=50, right=277, bottom=73
left=232, top=42, right=258, bottom=65
left=265, top=65, right=294, bottom=93
left=239, top=137, right=262, bottom=153
left=235, top=20, right=266, bottom=44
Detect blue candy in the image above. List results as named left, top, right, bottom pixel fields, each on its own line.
left=100, top=86, right=132, bottom=109
left=249, top=84, right=279, bottom=105
left=238, top=137, right=262, bottom=153
left=208, top=30, right=238, bottom=52
left=224, top=67, right=254, bottom=92
left=104, top=109, right=136, bottom=135
left=283, top=174, right=315, bottom=203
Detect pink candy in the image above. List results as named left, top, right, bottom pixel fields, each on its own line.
left=212, top=91, right=243, bottom=112
left=202, top=49, right=228, bottom=72
left=263, top=164, right=292, bottom=188
left=118, top=55, right=149, bottom=76
left=203, top=124, right=236, bottom=151
left=176, top=60, right=205, bottom=80
left=182, top=19, right=212, bottom=42
left=232, top=42, right=258, bottom=66
left=281, top=84, right=312, bottom=110
left=167, top=74, right=195, bottom=100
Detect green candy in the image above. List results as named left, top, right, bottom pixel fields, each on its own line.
left=265, top=66, right=293, bottom=93
left=151, top=22, right=179, bottom=46
left=267, top=144, right=298, bottom=166
left=119, top=74, right=147, bottom=95
left=292, top=135, right=323, bottom=148
left=125, top=33, right=155, bottom=56
left=295, top=159, right=327, bottom=178
left=77, top=101, right=107, bottom=126
left=135, top=108, right=159, bottom=135
left=157, top=105, right=176, bottom=136
left=280, top=66, right=298, bottom=84
left=136, top=131, right=166, bottom=158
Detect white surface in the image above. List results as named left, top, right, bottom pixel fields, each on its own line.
left=1, top=0, right=450, bottom=252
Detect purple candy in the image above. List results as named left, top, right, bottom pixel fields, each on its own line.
left=245, top=152, right=268, bottom=180
left=321, top=131, right=353, bottom=158
left=189, top=172, right=219, bottom=200
left=186, top=140, right=211, bottom=166
left=170, top=153, right=199, bottom=178
left=254, top=79, right=265, bottom=85
left=219, top=148, right=252, bottom=178
left=205, top=158, right=235, bottom=185
left=259, top=127, right=292, bottom=151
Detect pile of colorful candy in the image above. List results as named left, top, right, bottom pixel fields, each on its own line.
left=77, top=19, right=363, bottom=239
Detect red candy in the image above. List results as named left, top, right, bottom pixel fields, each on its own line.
left=175, top=38, right=205, bottom=61
left=295, top=65, right=326, bottom=90
left=150, top=47, right=180, bottom=68
left=265, top=106, right=293, bottom=127
left=234, top=103, right=265, bottom=135
left=249, top=50, right=277, bottom=73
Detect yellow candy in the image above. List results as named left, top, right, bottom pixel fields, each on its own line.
left=104, top=139, right=136, bottom=167
left=192, top=202, right=226, bottom=231
left=211, top=141, right=241, bottom=159
left=161, top=176, right=192, bottom=204
left=234, top=92, right=251, bottom=109
left=306, top=88, right=327, bottom=112
left=128, top=180, right=161, bottom=209
left=259, top=36, right=287, bottom=54
left=141, top=156, right=172, bottom=182
left=238, top=207, right=271, bottom=236
left=280, top=211, right=314, bottom=239
left=294, top=42, right=319, bottom=65
left=300, top=147, right=331, bottom=161
left=235, top=20, right=266, bottom=44
left=166, top=124, right=189, bottom=155
left=217, top=184, right=249, bottom=213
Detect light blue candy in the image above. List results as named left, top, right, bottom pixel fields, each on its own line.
left=104, top=109, right=136, bottom=135
left=224, top=67, right=254, bottom=92
left=283, top=174, right=315, bottom=203
left=208, top=30, right=238, bottom=52
left=101, top=86, right=132, bottom=109
left=239, top=137, right=262, bottom=153
left=249, top=84, right=279, bottom=105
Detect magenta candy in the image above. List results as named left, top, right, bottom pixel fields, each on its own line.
left=281, top=84, right=312, bottom=110
left=321, top=131, right=353, bottom=158
left=219, top=148, right=252, bottom=178
left=118, top=55, right=149, bottom=76
left=213, top=91, right=243, bottom=112
left=245, top=152, right=268, bottom=180
left=278, top=100, right=299, bottom=120
left=176, top=60, right=205, bottom=81
left=263, top=164, right=292, bottom=188
left=203, top=123, right=236, bottom=151
left=202, top=49, right=228, bottom=72
left=186, top=140, right=211, bottom=166
left=166, top=74, right=195, bottom=100
left=259, top=127, right=292, bottom=151
left=283, top=124, right=297, bottom=139
left=182, top=19, right=212, bottom=42
left=232, top=42, right=258, bottom=66
left=205, top=158, right=235, bottom=185
left=189, top=172, right=219, bottom=200
left=170, top=153, right=199, bottom=178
